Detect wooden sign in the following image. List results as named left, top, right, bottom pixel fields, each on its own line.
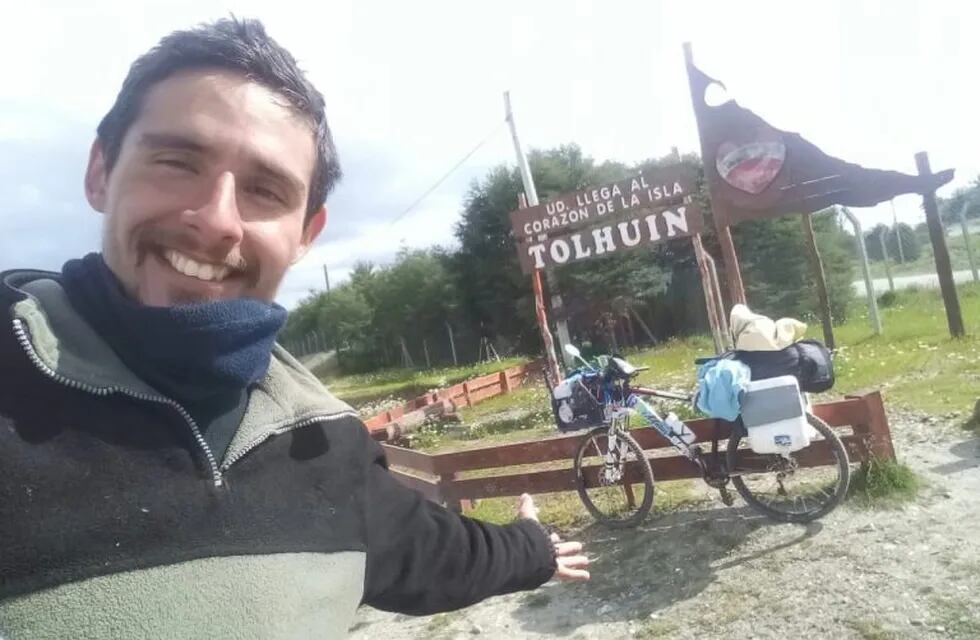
left=515, top=202, right=704, bottom=274
left=685, top=54, right=954, bottom=226
left=509, top=165, right=702, bottom=274
left=509, top=164, right=697, bottom=240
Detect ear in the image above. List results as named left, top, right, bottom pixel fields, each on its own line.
left=293, top=206, right=327, bottom=263
left=84, top=139, right=109, bottom=213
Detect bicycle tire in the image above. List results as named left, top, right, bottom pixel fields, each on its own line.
left=727, top=412, right=850, bottom=523
left=574, top=427, right=655, bottom=528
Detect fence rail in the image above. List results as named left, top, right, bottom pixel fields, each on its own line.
left=382, top=391, right=895, bottom=511
left=361, top=360, right=543, bottom=437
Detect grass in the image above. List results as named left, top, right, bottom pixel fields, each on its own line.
left=322, top=356, right=529, bottom=409
left=928, top=596, right=980, bottom=638
left=826, top=282, right=980, bottom=415
left=461, top=479, right=705, bottom=531
left=848, top=457, right=922, bottom=507
left=457, top=383, right=549, bottom=423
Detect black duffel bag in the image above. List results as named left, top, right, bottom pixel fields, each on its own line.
left=735, top=339, right=834, bottom=393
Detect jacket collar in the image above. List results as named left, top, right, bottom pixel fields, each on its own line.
left=3, top=269, right=356, bottom=467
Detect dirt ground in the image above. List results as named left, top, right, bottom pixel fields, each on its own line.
left=350, top=412, right=980, bottom=639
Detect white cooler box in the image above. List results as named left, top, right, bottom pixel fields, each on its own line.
left=740, top=375, right=816, bottom=454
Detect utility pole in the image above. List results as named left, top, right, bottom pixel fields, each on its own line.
left=323, top=264, right=331, bottom=293
left=504, top=91, right=573, bottom=368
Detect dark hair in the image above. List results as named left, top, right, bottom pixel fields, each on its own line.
left=96, top=17, right=340, bottom=220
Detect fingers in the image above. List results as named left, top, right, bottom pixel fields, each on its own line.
left=553, top=538, right=590, bottom=581
left=554, top=541, right=583, bottom=556
left=558, top=554, right=590, bottom=570
left=550, top=533, right=561, bottom=544
left=555, top=556, right=592, bottom=582
left=557, top=568, right=590, bottom=581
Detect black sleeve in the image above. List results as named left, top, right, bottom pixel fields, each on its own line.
left=360, top=436, right=557, bottom=615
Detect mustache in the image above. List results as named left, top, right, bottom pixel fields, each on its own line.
left=134, top=225, right=252, bottom=274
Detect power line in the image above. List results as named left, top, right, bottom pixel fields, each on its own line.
left=388, top=120, right=505, bottom=226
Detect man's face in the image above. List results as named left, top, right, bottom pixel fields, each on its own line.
left=85, top=68, right=326, bottom=306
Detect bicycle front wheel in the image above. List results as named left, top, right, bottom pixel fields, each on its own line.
left=727, top=413, right=850, bottom=523
left=574, top=427, right=654, bottom=528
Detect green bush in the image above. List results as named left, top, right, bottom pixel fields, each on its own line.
left=877, top=290, right=898, bottom=308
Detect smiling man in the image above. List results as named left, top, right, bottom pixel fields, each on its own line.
left=0, top=18, right=587, bottom=640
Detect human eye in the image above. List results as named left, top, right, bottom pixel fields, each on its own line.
left=154, top=154, right=198, bottom=173
left=246, top=182, right=287, bottom=205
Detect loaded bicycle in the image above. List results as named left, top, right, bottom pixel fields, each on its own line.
left=550, top=344, right=850, bottom=528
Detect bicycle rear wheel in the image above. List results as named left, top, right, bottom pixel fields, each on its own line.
left=727, top=413, right=850, bottom=523
left=574, top=427, right=654, bottom=528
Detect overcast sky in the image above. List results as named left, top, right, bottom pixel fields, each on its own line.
left=1, top=0, right=976, bottom=308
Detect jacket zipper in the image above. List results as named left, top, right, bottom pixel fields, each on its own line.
left=13, top=318, right=359, bottom=485
left=13, top=317, right=224, bottom=487
left=220, top=412, right=354, bottom=472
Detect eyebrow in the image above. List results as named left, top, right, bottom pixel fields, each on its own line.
left=138, top=132, right=307, bottom=202
left=139, top=132, right=207, bottom=153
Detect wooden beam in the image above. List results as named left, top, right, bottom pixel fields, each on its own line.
left=381, top=444, right=438, bottom=475
left=389, top=470, right=443, bottom=503
left=801, top=212, right=836, bottom=350
left=446, top=434, right=867, bottom=501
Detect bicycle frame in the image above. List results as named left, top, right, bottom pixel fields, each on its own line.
left=607, top=379, right=731, bottom=484
left=563, top=355, right=726, bottom=484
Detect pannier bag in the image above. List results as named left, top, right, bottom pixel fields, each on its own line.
left=735, top=339, right=834, bottom=393
left=551, top=373, right=605, bottom=432
left=741, top=375, right=816, bottom=454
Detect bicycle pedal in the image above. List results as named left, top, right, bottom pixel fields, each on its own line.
left=719, top=487, right=735, bottom=506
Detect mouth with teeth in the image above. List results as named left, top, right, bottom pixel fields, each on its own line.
left=162, top=249, right=239, bottom=283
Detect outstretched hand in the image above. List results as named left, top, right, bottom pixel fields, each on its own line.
left=517, top=493, right=590, bottom=581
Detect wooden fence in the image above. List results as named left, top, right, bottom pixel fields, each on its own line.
left=362, top=360, right=543, bottom=438
left=382, top=391, right=895, bottom=511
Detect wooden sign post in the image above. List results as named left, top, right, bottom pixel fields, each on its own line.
left=510, top=165, right=726, bottom=363
left=916, top=152, right=965, bottom=338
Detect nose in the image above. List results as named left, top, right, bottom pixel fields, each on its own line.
left=183, top=171, right=244, bottom=249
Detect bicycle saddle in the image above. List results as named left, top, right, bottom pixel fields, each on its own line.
left=610, top=356, right=649, bottom=377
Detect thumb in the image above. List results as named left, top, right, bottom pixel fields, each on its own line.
left=517, top=493, right=539, bottom=521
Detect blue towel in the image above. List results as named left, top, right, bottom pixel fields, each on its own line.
left=695, top=358, right=751, bottom=421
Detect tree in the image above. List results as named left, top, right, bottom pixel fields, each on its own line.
left=939, top=175, right=980, bottom=223
left=732, top=209, right=854, bottom=324
left=888, top=223, right=920, bottom=262
left=452, top=164, right=533, bottom=352
left=279, top=290, right=328, bottom=350
left=317, top=285, right=372, bottom=353
left=864, top=223, right=920, bottom=262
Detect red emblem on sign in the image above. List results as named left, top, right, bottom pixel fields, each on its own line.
left=715, top=136, right=786, bottom=195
